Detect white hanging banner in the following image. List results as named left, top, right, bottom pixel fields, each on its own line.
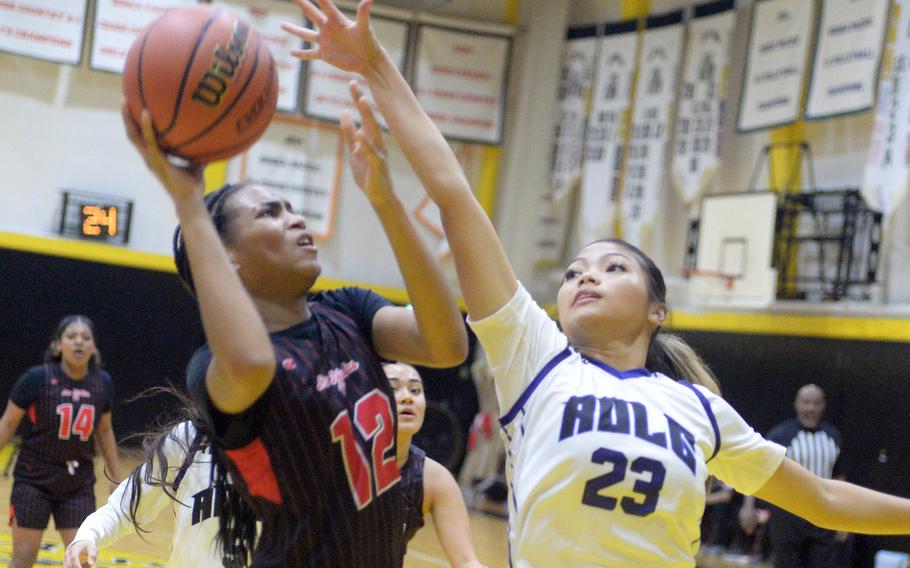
left=215, top=0, right=304, bottom=113
left=538, top=26, right=597, bottom=267
left=806, top=0, right=889, bottom=119
left=304, top=15, right=409, bottom=124
left=737, top=0, right=814, bottom=132
left=671, top=0, right=735, bottom=205
left=227, top=116, right=344, bottom=238
left=863, top=0, right=910, bottom=219
left=0, top=0, right=88, bottom=64
left=90, top=0, right=196, bottom=73
left=413, top=25, right=511, bottom=144
left=577, top=19, right=638, bottom=244
left=619, top=12, right=684, bottom=249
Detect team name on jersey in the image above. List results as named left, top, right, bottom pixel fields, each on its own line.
left=191, top=486, right=221, bottom=525
left=316, top=360, right=360, bottom=392
left=559, top=395, right=698, bottom=474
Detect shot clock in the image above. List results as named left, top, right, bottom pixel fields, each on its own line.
left=58, top=191, right=133, bottom=244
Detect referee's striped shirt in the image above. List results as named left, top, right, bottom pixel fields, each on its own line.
left=767, top=418, right=843, bottom=479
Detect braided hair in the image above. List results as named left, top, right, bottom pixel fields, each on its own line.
left=172, top=182, right=251, bottom=296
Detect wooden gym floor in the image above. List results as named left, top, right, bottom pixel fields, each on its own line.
left=0, top=451, right=766, bottom=567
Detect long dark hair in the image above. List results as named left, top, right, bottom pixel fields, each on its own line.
left=124, top=385, right=258, bottom=567
left=173, top=182, right=251, bottom=296
left=588, top=239, right=718, bottom=392
left=44, top=314, right=102, bottom=370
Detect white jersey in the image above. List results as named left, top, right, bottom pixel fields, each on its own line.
left=468, top=284, right=786, bottom=568
left=74, top=421, right=223, bottom=568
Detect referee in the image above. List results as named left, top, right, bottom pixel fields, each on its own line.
left=740, top=384, right=847, bottom=567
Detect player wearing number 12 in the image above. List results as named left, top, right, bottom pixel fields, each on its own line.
left=0, top=315, right=122, bottom=568
left=120, top=27, right=467, bottom=563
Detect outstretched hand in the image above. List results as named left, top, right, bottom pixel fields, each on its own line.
left=121, top=102, right=204, bottom=207
left=340, top=81, right=393, bottom=205
left=282, top=0, right=384, bottom=77
left=63, top=540, right=98, bottom=568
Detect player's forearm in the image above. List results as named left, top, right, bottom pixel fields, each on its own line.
left=362, top=53, right=516, bottom=319
left=176, top=199, right=275, bottom=409
left=372, top=197, right=467, bottom=367
left=756, top=458, right=910, bottom=534
left=362, top=54, right=473, bottom=211
left=0, top=421, right=17, bottom=450
left=98, top=429, right=123, bottom=483
left=74, top=496, right=132, bottom=549
left=811, top=478, right=910, bottom=533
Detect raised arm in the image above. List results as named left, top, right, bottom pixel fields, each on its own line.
left=122, top=106, right=274, bottom=414
left=423, top=458, right=487, bottom=568
left=339, top=89, right=466, bottom=367
left=754, top=457, right=910, bottom=533
left=284, top=0, right=517, bottom=320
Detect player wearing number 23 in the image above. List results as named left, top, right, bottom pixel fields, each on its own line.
left=120, top=29, right=468, bottom=564
left=0, top=315, right=121, bottom=568
left=287, top=1, right=910, bottom=566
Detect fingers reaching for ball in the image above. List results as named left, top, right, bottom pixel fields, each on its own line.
left=121, top=99, right=205, bottom=206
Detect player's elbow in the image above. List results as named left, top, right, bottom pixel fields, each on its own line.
left=425, top=339, right=469, bottom=368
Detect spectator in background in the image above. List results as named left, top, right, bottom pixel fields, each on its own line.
left=458, top=345, right=506, bottom=506
left=740, top=384, right=848, bottom=568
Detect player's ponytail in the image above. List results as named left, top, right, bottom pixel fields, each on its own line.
left=648, top=332, right=721, bottom=395
left=172, top=182, right=251, bottom=296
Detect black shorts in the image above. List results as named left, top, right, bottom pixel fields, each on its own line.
left=9, top=481, right=95, bottom=530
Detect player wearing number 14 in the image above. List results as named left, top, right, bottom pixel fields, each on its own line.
left=0, top=315, right=122, bottom=568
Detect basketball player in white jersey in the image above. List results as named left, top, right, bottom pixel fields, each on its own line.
left=285, top=1, right=910, bottom=566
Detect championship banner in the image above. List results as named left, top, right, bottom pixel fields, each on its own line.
left=216, top=0, right=305, bottom=113
left=619, top=11, right=684, bottom=248
left=413, top=24, right=511, bottom=144
left=863, top=0, right=910, bottom=219
left=0, top=0, right=88, bottom=64
left=671, top=0, right=735, bottom=205
left=90, top=0, right=196, bottom=74
left=577, top=19, right=638, bottom=244
left=806, top=0, right=889, bottom=119
left=304, top=15, right=409, bottom=124
left=737, top=0, right=814, bottom=132
left=550, top=26, right=598, bottom=205
left=538, top=25, right=597, bottom=267
left=227, top=117, right=344, bottom=238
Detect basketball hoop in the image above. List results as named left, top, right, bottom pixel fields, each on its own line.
left=683, top=268, right=737, bottom=290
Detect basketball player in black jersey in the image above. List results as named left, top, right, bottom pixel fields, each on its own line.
left=0, top=315, right=122, bottom=568
left=385, top=362, right=486, bottom=568
left=122, top=53, right=468, bottom=566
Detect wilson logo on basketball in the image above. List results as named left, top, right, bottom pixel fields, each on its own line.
left=191, top=21, right=250, bottom=107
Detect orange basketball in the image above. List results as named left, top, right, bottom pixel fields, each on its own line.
left=122, top=5, right=278, bottom=164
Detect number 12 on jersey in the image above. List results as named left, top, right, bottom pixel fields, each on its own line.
left=331, top=389, right=400, bottom=510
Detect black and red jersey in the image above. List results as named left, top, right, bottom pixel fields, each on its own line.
left=399, top=445, right=426, bottom=552
left=10, top=363, right=113, bottom=492
left=189, top=287, right=404, bottom=568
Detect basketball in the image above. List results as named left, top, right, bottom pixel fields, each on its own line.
left=122, top=5, right=278, bottom=164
